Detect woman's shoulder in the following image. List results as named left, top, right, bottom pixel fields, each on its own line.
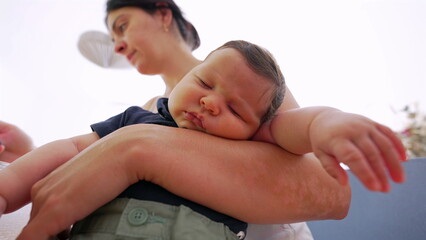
left=142, top=96, right=164, bottom=113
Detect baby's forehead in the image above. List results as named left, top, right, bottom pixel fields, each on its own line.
left=203, top=48, right=248, bottom=70
left=205, top=47, right=240, bottom=61
left=202, top=48, right=272, bottom=87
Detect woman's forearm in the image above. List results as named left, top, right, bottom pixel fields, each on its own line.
left=118, top=124, right=351, bottom=223
left=20, top=124, right=350, bottom=238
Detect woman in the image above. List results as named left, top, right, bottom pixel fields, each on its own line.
left=12, top=0, right=351, bottom=239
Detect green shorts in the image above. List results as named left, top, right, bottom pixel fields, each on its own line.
left=70, top=198, right=241, bottom=240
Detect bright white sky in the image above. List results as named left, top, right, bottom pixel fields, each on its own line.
left=1, top=0, right=425, bottom=146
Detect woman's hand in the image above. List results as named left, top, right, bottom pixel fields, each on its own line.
left=0, top=121, right=34, bottom=163
left=17, top=131, right=139, bottom=240
left=309, top=109, right=407, bottom=192
left=18, top=124, right=350, bottom=239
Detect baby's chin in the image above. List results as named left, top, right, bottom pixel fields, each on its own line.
left=180, top=125, right=206, bottom=133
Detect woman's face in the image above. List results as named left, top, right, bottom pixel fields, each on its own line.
left=107, top=7, right=167, bottom=75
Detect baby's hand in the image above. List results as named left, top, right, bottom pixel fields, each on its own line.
left=309, top=110, right=407, bottom=192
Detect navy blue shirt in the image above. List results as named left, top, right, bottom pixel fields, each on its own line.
left=91, top=98, right=247, bottom=234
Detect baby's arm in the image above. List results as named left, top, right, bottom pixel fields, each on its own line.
left=0, top=132, right=99, bottom=215
left=255, top=106, right=406, bottom=192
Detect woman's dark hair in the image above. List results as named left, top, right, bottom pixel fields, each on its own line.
left=106, top=0, right=200, bottom=51
left=211, top=40, right=286, bottom=124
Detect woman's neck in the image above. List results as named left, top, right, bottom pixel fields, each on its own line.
left=160, top=48, right=202, bottom=97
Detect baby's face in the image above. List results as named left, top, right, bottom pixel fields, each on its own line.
left=168, top=48, right=273, bottom=140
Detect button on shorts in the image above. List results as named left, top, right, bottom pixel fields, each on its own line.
left=70, top=198, right=240, bottom=240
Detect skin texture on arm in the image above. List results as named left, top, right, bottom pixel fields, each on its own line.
left=17, top=88, right=351, bottom=239
left=18, top=124, right=350, bottom=239
left=125, top=125, right=351, bottom=223
left=0, top=133, right=99, bottom=214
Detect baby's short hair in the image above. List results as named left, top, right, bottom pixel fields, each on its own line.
left=211, top=40, right=286, bottom=123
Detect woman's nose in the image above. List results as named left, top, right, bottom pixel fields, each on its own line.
left=200, top=96, right=220, bottom=116
left=114, top=39, right=126, bottom=54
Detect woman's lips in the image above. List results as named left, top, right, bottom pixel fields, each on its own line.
left=184, top=112, right=205, bottom=129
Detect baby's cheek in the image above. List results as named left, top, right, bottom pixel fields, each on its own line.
left=222, top=122, right=254, bottom=140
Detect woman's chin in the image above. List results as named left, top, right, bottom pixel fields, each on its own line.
left=136, top=65, right=155, bottom=76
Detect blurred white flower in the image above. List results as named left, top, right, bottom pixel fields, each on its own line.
left=397, top=103, right=426, bottom=158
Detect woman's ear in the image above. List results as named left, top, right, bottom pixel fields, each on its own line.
left=155, top=3, right=173, bottom=31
